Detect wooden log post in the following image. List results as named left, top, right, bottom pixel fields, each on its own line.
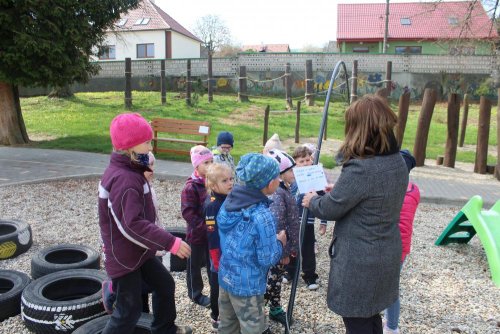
left=496, top=89, right=500, bottom=180
left=160, top=60, right=166, bottom=105
left=125, top=57, right=132, bottom=109
left=386, top=61, right=392, bottom=97
left=263, top=105, right=270, bottom=146
left=285, top=63, right=293, bottom=110
left=295, top=101, right=301, bottom=143
left=186, top=59, right=191, bottom=106
left=238, top=66, right=249, bottom=102
left=474, top=96, right=491, bottom=174
left=208, top=53, right=213, bottom=102
left=458, top=93, right=469, bottom=147
left=305, top=60, right=314, bottom=106
left=413, top=88, right=437, bottom=166
left=443, top=93, right=461, bottom=168
left=350, top=60, right=358, bottom=103
left=396, top=91, right=411, bottom=146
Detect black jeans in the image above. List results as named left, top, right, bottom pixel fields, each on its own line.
left=343, top=314, right=383, bottom=334
left=186, top=243, right=210, bottom=300
left=103, top=257, right=177, bottom=334
left=286, top=223, right=318, bottom=281
left=209, top=271, right=219, bottom=320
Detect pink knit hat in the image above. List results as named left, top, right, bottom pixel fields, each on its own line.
left=190, top=145, right=213, bottom=168
left=110, top=113, right=153, bottom=150
left=266, top=149, right=296, bottom=174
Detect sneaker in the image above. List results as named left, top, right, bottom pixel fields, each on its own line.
left=176, top=325, right=193, bottom=334
left=383, top=324, right=400, bottom=334
left=211, top=318, right=219, bottom=332
left=193, top=294, right=211, bottom=308
left=304, top=278, right=319, bottom=290
left=282, top=273, right=293, bottom=284
left=269, top=307, right=289, bottom=326
left=101, top=280, right=116, bottom=315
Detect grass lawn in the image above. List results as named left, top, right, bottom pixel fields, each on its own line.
left=20, top=91, right=498, bottom=168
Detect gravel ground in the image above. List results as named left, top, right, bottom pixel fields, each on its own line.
left=0, top=178, right=499, bottom=334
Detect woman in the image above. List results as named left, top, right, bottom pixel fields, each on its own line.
left=303, top=95, right=408, bottom=334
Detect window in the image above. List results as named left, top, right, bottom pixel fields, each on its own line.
left=137, top=43, right=154, bottom=58
left=448, top=17, right=458, bottom=25
left=352, top=47, right=369, bottom=53
left=99, top=45, right=116, bottom=60
left=134, top=17, right=150, bottom=25
left=116, top=18, right=127, bottom=27
left=400, top=17, right=411, bottom=25
left=395, top=46, right=422, bottom=54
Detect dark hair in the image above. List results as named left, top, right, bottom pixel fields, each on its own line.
left=339, top=94, right=398, bottom=162
left=293, top=145, right=313, bottom=159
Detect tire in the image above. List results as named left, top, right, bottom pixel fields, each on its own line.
left=72, top=313, right=153, bottom=333
left=31, top=244, right=100, bottom=279
left=0, top=270, right=31, bottom=321
left=21, top=269, right=107, bottom=333
left=165, top=226, right=187, bottom=272
left=0, top=219, right=33, bottom=260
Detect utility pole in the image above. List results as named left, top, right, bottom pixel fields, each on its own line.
left=383, top=0, right=390, bottom=53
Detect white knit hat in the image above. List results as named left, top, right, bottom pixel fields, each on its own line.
left=263, top=133, right=283, bottom=154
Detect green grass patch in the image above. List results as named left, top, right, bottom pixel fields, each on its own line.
left=20, top=92, right=497, bottom=166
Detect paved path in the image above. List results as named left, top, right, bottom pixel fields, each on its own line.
left=1, top=146, right=499, bottom=207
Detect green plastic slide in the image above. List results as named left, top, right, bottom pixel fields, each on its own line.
left=435, top=195, right=500, bottom=287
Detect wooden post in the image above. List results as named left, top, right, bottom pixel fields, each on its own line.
left=305, top=60, right=314, bottom=106
left=458, top=93, right=469, bottom=147
left=263, top=105, right=270, bottom=146
left=413, top=88, right=437, bottom=166
left=295, top=101, right=301, bottom=143
left=474, top=96, right=491, bottom=174
left=125, top=57, right=132, bottom=109
left=496, top=89, right=500, bottom=180
left=386, top=61, right=392, bottom=96
left=443, top=93, right=461, bottom=168
left=186, top=59, right=191, bottom=106
left=351, top=60, right=358, bottom=103
left=396, top=91, right=411, bottom=146
left=238, top=66, right=249, bottom=102
left=285, top=63, right=293, bottom=110
left=160, top=60, right=166, bottom=105
left=208, top=53, right=213, bottom=102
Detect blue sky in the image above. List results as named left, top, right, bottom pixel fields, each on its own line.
left=155, top=0, right=485, bottom=49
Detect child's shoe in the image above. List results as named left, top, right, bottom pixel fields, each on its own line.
left=304, top=278, right=319, bottom=290
left=193, top=294, right=211, bottom=308
left=269, top=307, right=290, bottom=326
left=176, top=325, right=193, bottom=334
left=383, top=324, right=400, bottom=334
left=101, top=280, right=116, bottom=315
left=211, top=318, right=219, bottom=332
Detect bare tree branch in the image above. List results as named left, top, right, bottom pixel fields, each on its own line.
left=193, top=15, right=231, bottom=54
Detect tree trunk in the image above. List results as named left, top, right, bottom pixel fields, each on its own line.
left=0, top=82, right=30, bottom=145
left=48, top=85, right=73, bottom=98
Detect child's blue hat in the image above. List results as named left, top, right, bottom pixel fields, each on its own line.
left=400, top=149, right=416, bottom=173
left=217, top=131, right=234, bottom=147
left=236, top=153, right=279, bottom=190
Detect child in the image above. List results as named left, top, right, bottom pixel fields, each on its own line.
left=265, top=149, right=300, bottom=326
left=212, top=131, right=236, bottom=176
left=181, top=145, right=213, bottom=307
left=217, top=153, right=287, bottom=334
left=263, top=133, right=283, bottom=154
left=383, top=150, right=420, bottom=334
left=204, top=163, right=235, bottom=331
left=285, top=144, right=327, bottom=290
left=98, top=112, right=192, bottom=334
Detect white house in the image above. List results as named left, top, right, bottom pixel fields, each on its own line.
left=98, top=0, right=201, bottom=61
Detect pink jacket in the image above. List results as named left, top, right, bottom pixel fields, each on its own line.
left=399, top=182, right=420, bottom=261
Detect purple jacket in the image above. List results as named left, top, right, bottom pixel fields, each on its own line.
left=181, top=177, right=208, bottom=245
left=98, top=153, right=177, bottom=279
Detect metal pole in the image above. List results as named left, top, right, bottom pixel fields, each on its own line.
left=383, top=0, right=390, bottom=54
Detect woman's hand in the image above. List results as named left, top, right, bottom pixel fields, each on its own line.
left=324, top=183, right=334, bottom=193
left=302, top=191, right=318, bottom=208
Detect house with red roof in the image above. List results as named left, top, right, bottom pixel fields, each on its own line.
left=242, top=44, right=291, bottom=53
left=337, top=1, right=497, bottom=55
left=98, top=0, right=201, bottom=61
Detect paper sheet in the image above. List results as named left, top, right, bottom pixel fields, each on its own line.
left=293, top=164, right=328, bottom=194
left=198, top=126, right=209, bottom=134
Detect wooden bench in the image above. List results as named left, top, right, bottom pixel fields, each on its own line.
left=151, top=118, right=210, bottom=155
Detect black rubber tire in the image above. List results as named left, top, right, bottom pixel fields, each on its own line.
left=0, top=270, right=31, bottom=321
left=31, top=244, right=100, bottom=279
left=0, top=219, right=33, bottom=260
left=21, top=269, right=107, bottom=333
left=72, top=313, right=153, bottom=333
left=166, top=226, right=187, bottom=272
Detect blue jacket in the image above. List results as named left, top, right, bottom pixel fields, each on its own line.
left=217, top=184, right=283, bottom=297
